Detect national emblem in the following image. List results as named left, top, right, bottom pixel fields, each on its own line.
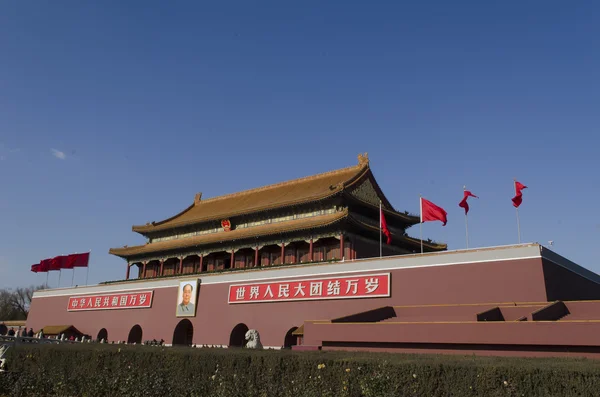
left=221, top=219, right=231, bottom=232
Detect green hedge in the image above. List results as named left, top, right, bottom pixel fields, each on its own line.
left=2, top=344, right=600, bottom=396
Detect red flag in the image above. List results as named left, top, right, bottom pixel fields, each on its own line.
left=512, top=181, right=527, bottom=208
left=63, top=254, right=79, bottom=269
left=458, top=190, right=478, bottom=215
left=69, top=252, right=90, bottom=268
left=421, top=197, right=448, bottom=226
left=39, top=259, right=51, bottom=272
left=30, top=263, right=40, bottom=273
left=48, top=255, right=66, bottom=271
left=380, top=209, right=391, bottom=244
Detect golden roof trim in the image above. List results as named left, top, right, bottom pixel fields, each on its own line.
left=291, top=324, right=305, bottom=336
left=38, top=325, right=82, bottom=335
left=199, top=164, right=363, bottom=205
left=0, top=320, right=26, bottom=327
left=403, top=235, right=448, bottom=250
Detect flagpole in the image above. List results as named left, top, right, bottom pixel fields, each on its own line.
left=465, top=213, right=469, bottom=249
left=58, top=269, right=62, bottom=288
left=379, top=200, right=382, bottom=258
left=464, top=186, right=469, bottom=249
left=71, top=252, right=77, bottom=287
left=419, top=195, right=423, bottom=254
left=45, top=271, right=49, bottom=287
left=85, top=250, right=91, bottom=285
left=514, top=179, right=521, bottom=244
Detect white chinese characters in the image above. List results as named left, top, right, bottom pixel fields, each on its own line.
left=365, top=277, right=379, bottom=294
left=229, top=274, right=389, bottom=304
left=68, top=292, right=153, bottom=311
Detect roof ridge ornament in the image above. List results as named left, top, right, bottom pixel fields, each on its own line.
left=194, top=192, right=202, bottom=204
left=358, top=152, right=369, bottom=166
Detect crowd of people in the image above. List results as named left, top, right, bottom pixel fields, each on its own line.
left=2, top=327, right=34, bottom=338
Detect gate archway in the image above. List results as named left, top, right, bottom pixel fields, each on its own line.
left=283, top=327, right=298, bottom=349
left=229, top=323, right=249, bottom=347
left=97, top=328, right=108, bottom=342
left=127, top=324, right=143, bottom=344
left=172, top=319, right=194, bottom=346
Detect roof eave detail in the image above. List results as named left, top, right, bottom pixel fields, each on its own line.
left=132, top=202, right=197, bottom=235
left=343, top=193, right=420, bottom=225
left=110, top=210, right=350, bottom=259
left=347, top=215, right=446, bottom=251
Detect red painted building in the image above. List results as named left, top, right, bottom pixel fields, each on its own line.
left=26, top=155, right=600, bottom=357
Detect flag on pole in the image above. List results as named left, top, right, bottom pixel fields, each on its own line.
left=421, top=197, right=448, bottom=226
left=71, top=252, right=90, bottom=268
left=512, top=181, right=527, bottom=208
left=63, top=255, right=76, bottom=269
left=48, top=255, right=66, bottom=271
left=458, top=190, right=478, bottom=215
left=30, top=263, right=41, bottom=273
left=63, top=252, right=90, bottom=268
left=380, top=208, right=391, bottom=244
left=39, top=259, right=52, bottom=272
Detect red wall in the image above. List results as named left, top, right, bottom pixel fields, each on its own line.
left=542, top=259, right=600, bottom=301
left=27, top=257, right=547, bottom=347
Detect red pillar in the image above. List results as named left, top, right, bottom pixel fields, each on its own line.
left=159, top=260, right=164, bottom=276
left=340, top=234, right=344, bottom=260
left=255, top=246, right=259, bottom=267
left=199, top=255, right=203, bottom=272
left=231, top=250, right=235, bottom=268
left=178, top=257, right=183, bottom=274
left=142, top=262, right=147, bottom=278
left=309, top=238, right=313, bottom=262
left=281, top=243, right=285, bottom=265
left=126, top=264, right=131, bottom=280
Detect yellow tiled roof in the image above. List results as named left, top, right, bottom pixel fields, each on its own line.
left=132, top=157, right=370, bottom=234
left=38, top=325, right=82, bottom=336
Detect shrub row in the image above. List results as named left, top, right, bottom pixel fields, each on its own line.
left=2, top=343, right=600, bottom=396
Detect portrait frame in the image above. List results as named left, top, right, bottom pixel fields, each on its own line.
left=176, top=279, right=198, bottom=317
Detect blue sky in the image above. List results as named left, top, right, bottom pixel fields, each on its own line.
left=1, top=1, right=598, bottom=289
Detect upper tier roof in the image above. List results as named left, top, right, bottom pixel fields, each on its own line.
left=132, top=153, right=416, bottom=234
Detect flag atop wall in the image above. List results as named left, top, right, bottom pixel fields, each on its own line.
left=65, top=252, right=90, bottom=268
left=459, top=190, right=478, bottom=215
left=420, top=197, right=448, bottom=226
left=512, top=181, right=527, bottom=208
left=48, top=255, right=66, bottom=271
left=39, top=259, right=51, bottom=272
left=380, top=208, right=391, bottom=245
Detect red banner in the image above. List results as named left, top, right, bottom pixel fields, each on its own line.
left=67, top=291, right=153, bottom=311
left=228, top=273, right=390, bottom=304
